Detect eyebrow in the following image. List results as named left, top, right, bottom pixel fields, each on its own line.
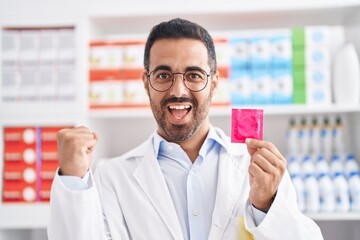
left=150, top=65, right=207, bottom=73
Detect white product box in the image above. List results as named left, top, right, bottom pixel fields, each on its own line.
left=38, top=61, right=57, bottom=100
left=1, top=62, right=20, bottom=102
left=306, top=46, right=330, bottom=66
left=305, top=26, right=330, bottom=46
left=251, top=68, right=272, bottom=104
left=215, top=40, right=230, bottom=67
left=89, top=45, right=123, bottom=69
left=306, top=85, right=331, bottom=106
left=1, top=29, right=20, bottom=60
left=19, top=30, right=40, bottom=61
left=306, top=67, right=330, bottom=86
left=122, top=80, right=148, bottom=104
left=229, top=69, right=252, bottom=105
left=39, top=29, right=58, bottom=61
left=270, top=30, right=293, bottom=69
left=250, top=35, right=271, bottom=69
left=122, top=45, right=144, bottom=68
left=271, top=68, right=293, bottom=104
left=89, top=80, right=123, bottom=105
left=58, top=29, right=75, bottom=60
left=57, top=61, right=76, bottom=100
left=211, top=78, right=230, bottom=105
left=19, top=61, right=39, bottom=101
left=306, top=67, right=331, bottom=105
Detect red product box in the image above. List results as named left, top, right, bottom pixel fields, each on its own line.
left=2, top=167, right=37, bottom=203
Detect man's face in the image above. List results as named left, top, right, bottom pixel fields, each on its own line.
left=143, top=39, right=218, bottom=143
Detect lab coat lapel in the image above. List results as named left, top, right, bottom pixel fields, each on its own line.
left=208, top=147, right=246, bottom=239
left=133, top=142, right=183, bottom=239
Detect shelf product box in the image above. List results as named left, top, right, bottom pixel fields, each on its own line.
left=270, top=30, right=293, bottom=69
left=19, top=30, right=40, bottom=61
left=57, top=59, right=76, bottom=101
left=229, top=68, right=252, bottom=105
left=271, top=67, right=293, bottom=104
left=1, top=29, right=20, bottom=60
left=1, top=60, right=21, bottom=102
left=306, top=67, right=331, bottom=105
left=89, top=44, right=123, bottom=69
left=305, top=26, right=330, bottom=46
left=39, top=29, right=58, bottom=61
left=58, top=28, right=75, bottom=60
left=38, top=60, right=57, bottom=101
left=2, top=126, right=69, bottom=203
left=19, top=60, right=39, bottom=101
left=229, top=36, right=250, bottom=70
left=251, top=68, right=272, bottom=104
left=39, top=127, right=62, bottom=201
left=2, top=127, right=38, bottom=202
left=214, top=38, right=230, bottom=68
left=249, top=35, right=271, bottom=70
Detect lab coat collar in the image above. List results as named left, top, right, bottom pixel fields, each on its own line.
left=133, top=137, right=184, bottom=239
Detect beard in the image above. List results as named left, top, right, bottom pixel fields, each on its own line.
left=149, top=90, right=212, bottom=143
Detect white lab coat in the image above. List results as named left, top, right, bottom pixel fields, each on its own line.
left=47, top=128, right=323, bottom=240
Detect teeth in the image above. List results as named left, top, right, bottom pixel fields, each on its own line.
left=169, top=105, right=191, bottom=110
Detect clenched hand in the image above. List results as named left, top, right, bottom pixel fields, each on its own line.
left=57, top=126, right=98, bottom=177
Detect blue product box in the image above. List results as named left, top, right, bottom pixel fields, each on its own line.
left=229, top=37, right=250, bottom=70
left=250, top=36, right=271, bottom=70
left=271, top=67, right=293, bottom=104
left=271, top=33, right=293, bottom=69
left=251, top=68, right=272, bottom=104
left=229, top=68, right=252, bottom=105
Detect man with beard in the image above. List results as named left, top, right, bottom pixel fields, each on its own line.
left=48, top=18, right=323, bottom=240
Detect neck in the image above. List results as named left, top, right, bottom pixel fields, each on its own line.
left=179, top=122, right=210, bottom=163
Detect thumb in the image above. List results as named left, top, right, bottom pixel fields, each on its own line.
left=245, top=138, right=258, bottom=157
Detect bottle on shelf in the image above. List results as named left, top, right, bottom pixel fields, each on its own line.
left=318, top=173, right=335, bottom=212
left=310, top=116, right=321, bottom=155
left=321, top=116, right=333, bottom=161
left=315, top=154, right=329, bottom=176
left=333, top=172, right=350, bottom=212
left=344, top=154, right=360, bottom=179
left=302, top=155, right=320, bottom=212
left=330, top=154, right=344, bottom=177
left=299, top=117, right=310, bottom=155
left=291, top=173, right=306, bottom=212
left=348, top=171, right=360, bottom=212
left=332, top=115, right=345, bottom=154
left=287, top=118, right=299, bottom=154
left=304, top=173, right=320, bottom=213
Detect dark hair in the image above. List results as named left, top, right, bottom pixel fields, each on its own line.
left=144, top=18, right=217, bottom=72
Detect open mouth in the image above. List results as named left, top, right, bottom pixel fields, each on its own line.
left=168, top=105, right=192, bottom=120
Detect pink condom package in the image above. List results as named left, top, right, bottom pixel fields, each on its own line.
left=231, top=108, right=264, bottom=143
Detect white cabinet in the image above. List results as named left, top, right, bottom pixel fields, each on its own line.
left=1, top=1, right=360, bottom=239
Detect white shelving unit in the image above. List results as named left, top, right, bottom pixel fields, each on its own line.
left=1, top=1, right=360, bottom=239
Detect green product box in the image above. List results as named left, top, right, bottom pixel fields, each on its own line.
left=293, top=89, right=306, bottom=104
left=292, top=28, right=305, bottom=47
left=293, top=48, right=305, bottom=67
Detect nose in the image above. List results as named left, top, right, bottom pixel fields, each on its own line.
left=169, top=73, right=189, bottom=97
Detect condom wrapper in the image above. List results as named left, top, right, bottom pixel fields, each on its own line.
left=231, top=108, right=263, bottom=143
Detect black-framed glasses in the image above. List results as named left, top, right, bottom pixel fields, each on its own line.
left=147, top=68, right=211, bottom=92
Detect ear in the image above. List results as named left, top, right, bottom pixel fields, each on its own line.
left=142, top=70, right=150, bottom=97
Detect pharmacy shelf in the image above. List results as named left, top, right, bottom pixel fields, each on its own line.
left=307, top=212, right=360, bottom=221
left=87, top=0, right=360, bottom=38
left=0, top=203, right=49, bottom=229
left=88, top=104, right=360, bottom=119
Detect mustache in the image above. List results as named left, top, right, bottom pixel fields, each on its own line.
left=162, top=97, right=196, bottom=107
